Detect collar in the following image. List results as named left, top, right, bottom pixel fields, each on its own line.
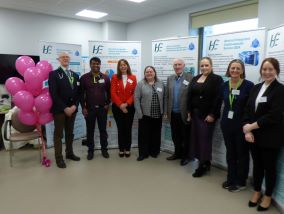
left=60, top=66, right=68, bottom=71
left=175, top=72, right=183, bottom=80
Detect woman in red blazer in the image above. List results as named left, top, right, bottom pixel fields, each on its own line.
left=111, top=59, right=137, bottom=157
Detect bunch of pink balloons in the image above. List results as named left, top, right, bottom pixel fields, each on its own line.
left=5, top=56, right=54, bottom=126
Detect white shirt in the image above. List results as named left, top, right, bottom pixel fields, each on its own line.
left=255, top=82, right=270, bottom=111
left=122, top=74, right=127, bottom=88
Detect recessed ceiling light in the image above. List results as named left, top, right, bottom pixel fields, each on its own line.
left=76, top=9, right=108, bottom=19
left=128, top=0, right=146, bottom=3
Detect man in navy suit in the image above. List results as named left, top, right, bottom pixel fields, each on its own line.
left=48, top=52, right=81, bottom=168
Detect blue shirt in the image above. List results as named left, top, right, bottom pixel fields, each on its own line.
left=172, top=75, right=183, bottom=113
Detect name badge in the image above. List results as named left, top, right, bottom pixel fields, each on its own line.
left=183, top=80, right=189, bottom=86
left=157, top=87, right=162, bottom=92
left=99, top=79, right=105, bottom=83
left=232, top=89, right=240, bottom=95
left=127, top=79, right=133, bottom=84
left=228, top=111, right=234, bottom=119
left=259, top=96, right=267, bottom=103
left=77, top=82, right=80, bottom=86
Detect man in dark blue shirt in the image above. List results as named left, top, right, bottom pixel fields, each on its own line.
left=80, top=57, right=111, bottom=160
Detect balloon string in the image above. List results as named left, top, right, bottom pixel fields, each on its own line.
left=36, top=124, right=47, bottom=159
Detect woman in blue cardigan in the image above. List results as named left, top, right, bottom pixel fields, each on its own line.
left=220, top=59, right=254, bottom=192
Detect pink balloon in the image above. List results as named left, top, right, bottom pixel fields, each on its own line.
left=36, top=60, right=53, bottom=80
left=15, top=56, right=35, bottom=77
left=34, top=93, right=53, bottom=113
left=18, top=110, right=37, bottom=126
left=38, top=112, right=53, bottom=125
left=13, top=90, right=34, bottom=112
left=5, top=77, right=26, bottom=95
left=24, top=67, right=45, bottom=94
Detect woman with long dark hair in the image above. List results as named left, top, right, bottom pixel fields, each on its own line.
left=111, top=59, right=137, bottom=157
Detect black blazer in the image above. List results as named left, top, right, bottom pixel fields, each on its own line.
left=243, top=80, right=284, bottom=148
left=48, top=67, right=80, bottom=114
left=187, top=72, right=223, bottom=119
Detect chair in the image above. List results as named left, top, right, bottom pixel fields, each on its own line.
left=3, top=110, right=42, bottom=167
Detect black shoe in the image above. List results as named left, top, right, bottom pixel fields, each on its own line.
left=137, top=156, right=145, bottom=161
left=66, top=154, right=80, bottom=161
left=228, top=185, right=241, bottom=192
left=125, top=151, right=131, bottom=158
left=56, top=160, right=66, bottom=168
left=166, top=154, right=180, bottom=161
left=102, top=150, right=109, bottom=158
left=222, top=181, right=231, bottom=189
left=257, top=205, right=269, bottom=211
left=248, top=201, right=258, bottom=207
left=192, top=164, right=210, bottom=178
left=119, top=152, right=124, bottom=158
left=180, top=159, right=190, bottom=166
left=87, top=152, right=94, bottom=160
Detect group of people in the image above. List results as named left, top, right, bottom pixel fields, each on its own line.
left=48, top=51, right=284, bottom=212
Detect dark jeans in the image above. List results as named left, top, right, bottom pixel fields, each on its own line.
left=170, top=112, right=190, bottom=159
left=138, top=115, right=162, bottom=157
left=221, top=125, right=249, bottom=186
left=250, top=144, right=280, bottom=196
left=53, top=113, right=76, bottom=161
left=112, top=104, right=135, bottom=152
left=86, top=107, right=108, bottom=153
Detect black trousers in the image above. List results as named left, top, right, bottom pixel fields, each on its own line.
left=112, top=104, right=135, bottom=152
left=53, top=113, right=76, bottom=161
left=250, top=144, right=280, bottom=196
left=138, top=115, right=162, bottom=157
left=221, top=125, right=249, bottom=186
left=86, top=107, right=108, bottom=153
left=170, top=112, right=190, bottom=159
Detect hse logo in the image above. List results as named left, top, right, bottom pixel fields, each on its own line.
left=42, top=45, right=52, bottom=54
left=92, top=45, right=104, bottom=54
left=208, top=39, right=219, bottom=51
left=154, top=43, right=163, bottom=52
left=270, top=32, right=280, bottom=48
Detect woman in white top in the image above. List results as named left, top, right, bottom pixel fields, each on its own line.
left=243, top=57, right=284, bottom=211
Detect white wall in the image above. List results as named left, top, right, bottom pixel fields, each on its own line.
left=0, top=8, right=102, bottom=56
left=126, top=0, right=244, bottom=69
left=258, top=0, right=284, bottom=29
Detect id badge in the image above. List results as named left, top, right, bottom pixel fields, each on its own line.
left=157, top=87, right=162, bottom=92
left=232, top=89, right=240, bottom=95
left=183, top=80, right=189, bottom=86
left=259, top=96, right=267, bottom=103
left=228, top=111, right=234, bottom=119
left=99, top=79, right=105, bottom=83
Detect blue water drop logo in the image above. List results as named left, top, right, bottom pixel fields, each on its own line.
left=188, top=43, right=195, bottom=50
left=75, top=50, right=80, bottom=56
left=251, top=39, right=260, bottom=48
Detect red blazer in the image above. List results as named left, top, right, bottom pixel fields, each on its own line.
left=111, top=74, right=137, bottom=107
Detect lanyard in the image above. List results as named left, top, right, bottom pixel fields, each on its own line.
left=228, top=79, right=241, bottom=110
left=65, top=70, right=74, bottom=85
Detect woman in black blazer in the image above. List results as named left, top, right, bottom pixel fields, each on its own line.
left=243, top=57, right=284, bottom=211
left=187, top=57, right=223, bottom=177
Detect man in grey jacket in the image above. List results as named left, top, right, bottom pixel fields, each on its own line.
left=166, top=58, right=192, bottom=166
